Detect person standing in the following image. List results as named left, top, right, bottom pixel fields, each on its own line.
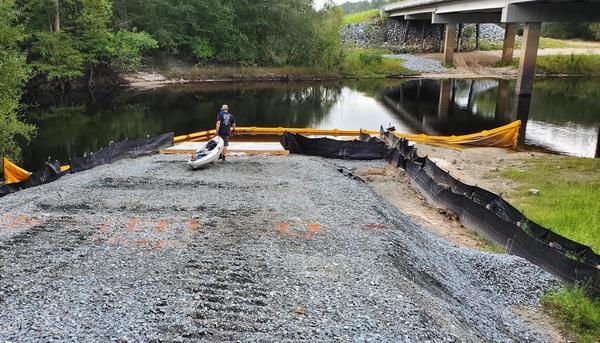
left=215, top=105, right=236, bottom=161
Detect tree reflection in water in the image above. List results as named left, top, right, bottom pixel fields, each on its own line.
left=19, top=78, right=600, bottom=170
left=21, top=82, right=342, bottom=170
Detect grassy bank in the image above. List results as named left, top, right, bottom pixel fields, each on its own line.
left=500, top=156, right=600, bottom=341
left=481, top=37, right=600, bottom=51
left=160, top=49, right=416, bottom=82
left=542, top=287, right=600, bottom=342
left=341, top=48, right=417, bottom=78
left=343, top=9, right=380, bottom=25
left=501, top=156, right=599, bottom=252
left=501, top=54, right=600, bottom=75
left=163, top=66, right=341, bottom=82
left=533, top=54, right=600, bottom=75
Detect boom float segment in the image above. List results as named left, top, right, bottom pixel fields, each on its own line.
left=174, top=121, right=521, bottom=149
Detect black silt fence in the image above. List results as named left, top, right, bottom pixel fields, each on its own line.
left=281, top=132, right=388, bottom=160
left=70, top=132, right=174, bottom=173
left=1, top=133, right=174, bottom=198
left=381, top=131, right=599, bottom=294
left=421, top=158, right=599, bottom=266
left=0, top=161, right=67, bottom=198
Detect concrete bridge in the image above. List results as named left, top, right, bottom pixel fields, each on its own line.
left=383, top=0, right=600, bottom=117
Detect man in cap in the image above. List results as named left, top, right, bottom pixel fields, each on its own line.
left=215, top=104, right=236, bottom=161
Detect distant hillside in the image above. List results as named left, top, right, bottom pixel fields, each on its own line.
left=339, top=0, right=394, bottom=15
left=343, top=9, right=380, bottom=25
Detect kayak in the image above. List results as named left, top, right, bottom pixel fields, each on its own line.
left=187, top=136, right=224, bottom=169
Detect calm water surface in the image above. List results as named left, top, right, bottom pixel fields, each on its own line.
left=20, top=77, right=600, bottom=170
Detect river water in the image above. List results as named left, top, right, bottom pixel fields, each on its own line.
left=20, top=77, right=600, bottom=170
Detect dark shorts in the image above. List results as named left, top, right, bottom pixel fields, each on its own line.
left=221, top=135, right=230, bottom=146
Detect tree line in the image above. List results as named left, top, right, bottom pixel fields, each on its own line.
left=20, top=0, right=343, bottom=86
left=542, top=23, right=600, bottom=41
left=1, top=0, right=344, bottom=162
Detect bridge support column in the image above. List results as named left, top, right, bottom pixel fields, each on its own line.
left=438, top=79, right=452, bottom=118
left=514, top=95, right=531, bottom=145
left=515, top=22, right=541, bottom=96
left=443, top=24, right=457, bottom=66
left=501, top=23, right=517, bottom=66
left=513, top=22, right=540, bottom=146
left=495, top=79, right=511, bottom=122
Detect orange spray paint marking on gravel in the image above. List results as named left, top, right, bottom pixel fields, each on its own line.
left=189, top=219, right=200, bottom=232
left=155, top=220, right=169, bottom=233
left=98, top=224, right=109, bottom=233
left=1, top=213, right=12, bottom=227
left=307, top=223, right=320, bottom=239
left=6, top=214, right=41, bottom=229
left=278, top=222, right=289, bottom=235
left=364, top=223, right=386, bottom=230
left=127, top=218, right=140, bottom=232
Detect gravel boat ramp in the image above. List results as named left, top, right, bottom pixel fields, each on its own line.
left=0, top=154, right=557, bottom=342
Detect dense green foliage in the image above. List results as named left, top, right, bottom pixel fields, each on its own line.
left=16, top=0, right=344, bottom=83
left=109, top=0, right=343, bottom=67
left=1, top=0, right=347, bottom=163
left=20, top=0, right=158, bottom=82
left=0, top=0, right=36, bottom=163
left=339, top=0, right=391, bottom=14
left=543, top=287, right=600, bottom=342
left=542, top=22, right=600, bottom=41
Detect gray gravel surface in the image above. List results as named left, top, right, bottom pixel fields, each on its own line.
left=0, top=154, right=557, bottom=342
left=384, top=54, right=448, bottom=73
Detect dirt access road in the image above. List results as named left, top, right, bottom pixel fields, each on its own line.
left=0, top=154, right=556, bottom=341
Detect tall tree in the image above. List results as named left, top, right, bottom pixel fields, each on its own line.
left=52, top=0, right=59, bottom=32
left=0, top=0, right=36, bottom=162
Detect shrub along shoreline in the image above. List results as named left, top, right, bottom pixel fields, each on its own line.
left=130, top=48, right=419, bottom=86
left=507, top=54, right=600, bottom=76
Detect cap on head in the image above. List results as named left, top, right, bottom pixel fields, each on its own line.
left=221, top=105, right=229, bottom=111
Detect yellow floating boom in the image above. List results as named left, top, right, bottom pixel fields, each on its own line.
left=391, top=120, right=521, bottom=149
left=174, top=121, right=521, bottom=149
left=174, top=127, right=379, bottom=143
left=3, top=158, right=32, bottom=184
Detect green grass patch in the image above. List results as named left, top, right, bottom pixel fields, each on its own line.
left=341, top=48, right=417, bottom=78
left=542, top=287, right=600, bottom=342
left=500, top=156, right=600, bottom=254
left=501, top=157, right=600, bottom=341
left=536, top=54, right=600, bottom=75
left=478, top=40, right=504, bottom=51
left=343, top=9, right=380, bottom=25
left=479, top=37, right=595, bottom=51
left=509, top=54, right=600, bottom=75
left=539, top=37, right=600, bottom=49
left=491, top=60, right=509, bottom=67
left=539, top=37, right=568, bottom=48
